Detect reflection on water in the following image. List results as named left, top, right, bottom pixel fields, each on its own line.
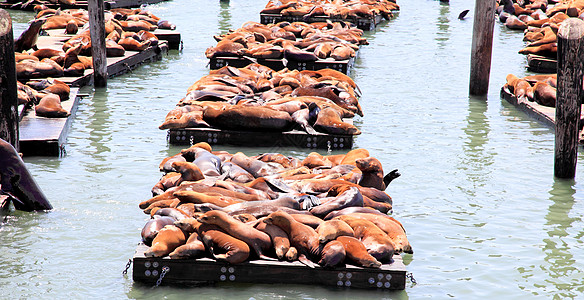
left=218, top=0, right=232, bottom=34
left=435, top=2, right=450, bottom=49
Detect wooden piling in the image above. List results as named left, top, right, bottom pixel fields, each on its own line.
left=88, top=0, right=107, bottom=87
left=554, top=18, right=584, bottom=179
left=0, top=9, right=19, bottom=150
left=469, top=0, right=496, bottom=95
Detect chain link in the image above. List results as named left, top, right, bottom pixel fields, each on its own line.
left=406, top=272, right=417, bottom=285
left=122, top=259, right=132, bottom=276
left=153, top=266, right=170, bottom=288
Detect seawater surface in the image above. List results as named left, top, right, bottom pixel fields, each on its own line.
left=2, top=0, right=584, bottom=299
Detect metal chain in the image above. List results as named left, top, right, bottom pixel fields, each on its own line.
left=122, top=259, right=132, bottom=276
left=153, top=266, right=170, bottom=288
left=406, top=272, right=417, bottom=285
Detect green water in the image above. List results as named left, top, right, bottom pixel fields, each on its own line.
left=2, top=0, right=584, bottom=298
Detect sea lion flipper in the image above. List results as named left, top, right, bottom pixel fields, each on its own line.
left=382, top=169, right=400, bottom=189
left=298, top=254, right=316, bottom=268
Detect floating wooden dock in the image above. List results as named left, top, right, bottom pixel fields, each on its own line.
left=210, top=56, right=355, bottom=74
left=500, top=86, right=584, bottom=143
left=132, top=244, right=406, bottom=290
left=1, top=0, right=171, bottom=10
left=19, top=88, right=88, bottom=156
left=526, top=54, right=556, bottom=73
left=169, top=126, right=355, bottom=150
left=18, top=36, right=168, bottom=156
left=260, top=13, right=384, bottom=31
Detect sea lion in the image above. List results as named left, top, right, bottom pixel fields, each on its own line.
left=143, top=198, right=180, bottom=215
left=302, top=152, right=333, bottom=168
left=173, top=217, right=202, bottom=234
left=203, top=105, right=294, bottom=131
left=230, top=152, right=284, bottom=177
left=356, top=157, right=385, bottom=190
left=16, top=59, right=64, bottom=79
left=264, top=211, right=321, bottom=263
left=0, top=138, right=52, bottom=211
left=285, top=246, right=298, bottom=261
left=65, top=20, right=78, bottom=34
left=198, top=210, right=273, bottom=259
left=318, top=240, right=346, bottom=268
left=32, top=48, right=65, bottom=60
left=157, top=20, right=176, bottom=30
left=169, top=230, right=207, bottom=259
left=183, top=147, right=222, bottom=176
left=35, top=93, right=69, bottom=118
left=118, top=37, right=151, bottom=51
left=42, top=81, right=70, bottom=101
left=255, top=218, right=291, bottom=260
left=141, top=216, right=176, bottom=246
left=219, top=162, right=255, bottom=183
left=309, top=186, right=363, bottom=218
left=343, top=213, right=413, bottom=254
left=171, top=161, right=205, bottom=182
left=532, top=81, right=556, bottom=107
left=336, top=215, right=395, bottom=263
left=316, top=219, right=355, bottom=244
left=173, top=190, right=242, bottom=207
left=198, top=223, right=250, bottom=264
left=233, top=213, right=257, bottom=223
left=152, top=207, right=189, bottom=221
left=159, top=153, right=187, bottom=172
left=151, top=172, right=181, bottom=195
left=14, top=18, right=46, bottom=52
left=336, top=236, right=381, bottom=268
left=290, top=213, right=324, bottom=229
left=144, top=225, right=187, bottom=257
left=314, top=107, right=361, bottom=135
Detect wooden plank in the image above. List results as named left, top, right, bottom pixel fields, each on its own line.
left=169, top=124, right=355, bottom=150
left=19, top=88, right=88, bottom=156
left=132, top=244, right=406, bottom=290
left=527, top=54, right=557, bottom=73
left=500, top=86, right=584, bottom=144
left=210, top=56, right=354, bottom=74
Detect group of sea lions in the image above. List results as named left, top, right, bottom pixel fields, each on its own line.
left=504, top=73, right=557, bottom=107
left=496, top=0, right=584, bottom=58
left=139, top=143, right=411, bottom=268
left=206, top=20, right=366, bottom=62
left=17, top=78, right=71, bottom=117
left=160, top=64, right=363, bottom=135
left=14, top=7, right=174, bottom=79
left=261, top=0, right=399, bottom=21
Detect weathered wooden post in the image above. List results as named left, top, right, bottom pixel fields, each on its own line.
left=0, top=9, right=19, bottom=151
left=554, top=18, right=584, bottom=179
left=88, top=0, right=107, bottom=87
left=469, top=0, right=496, bottom=95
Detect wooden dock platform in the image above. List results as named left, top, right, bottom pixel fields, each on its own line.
left=260, top=13, right=385, bottom=31
left=169, top=126, right=354, bottom=150
left=19, top=88, right=89, bottom=156
left=210, top=56, right=355, bottom=74
left=18, top=36, right=168, bottom=156
left=526, top=55, right=556, bottom=73
left=500, top=86, right=584, bottom=143
left=132, top=243, right=406, bottom=290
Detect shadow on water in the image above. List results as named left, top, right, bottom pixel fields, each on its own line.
left=218, top=0, right=232, bottom=34
left=535, top=179, right=584, bottom=298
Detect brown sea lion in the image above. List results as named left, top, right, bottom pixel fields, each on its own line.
left=159, top=153, right=187, bottom=172
left=318, top=240, right=346, bottom=268
left=198, top=223, right=250, bottom=264
left=173, top=190, right=242, bottom=207
left=32, top=48, right=65, bottom=60
left=106, top=39, right=126, bottom=57
left=336, top=215, right=394, bottom=263
left=533, top=81, right=556, bottom=107
left=151, top=172, right=181, bottom=195
left=65, top=20, right=78, bottom=34
left=204, top=106, right=294, bottom=131
left=336, top=236, right=381, bottom=268
left=144, top=225, right=187, bottom=257
left=356, top=157, right=387, bottom=190
left=141, top=216, right=176, bottom=246
left=172, top=161, right=205, bottom=182
left=291, top=213, right=324, bottom=229
left=42, top=81, right=70, bottom=101
left=14, top=18, right=46, bottom=52
left=230, top=152, right=284, bottom=177
left=314, top=107, right=361, bottom=135
left=143, top=199, right=180, bottom=215
left=169, top=230, right=207, bottom=259
left=118, top=37, right=151, bottom=51
left=255, top=218, right=291, bottom=260
left=285, top=246, right=298, bottom=261
left=264, top=211, right=321, bottom=264
left=35, top=94, right=69, bottom=118
left=16, top=59, right=64, bottom=79
left=344, top=213, right=413, bottom=254
left=198, top=210, right=273, bottom=259
left=340, top=148, right=369, bottom=165
left=233, top=213, right=257, bottom=223
left=219, top=162, right=255, bottom=183
left=316, top=219, right=355, bottom=244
